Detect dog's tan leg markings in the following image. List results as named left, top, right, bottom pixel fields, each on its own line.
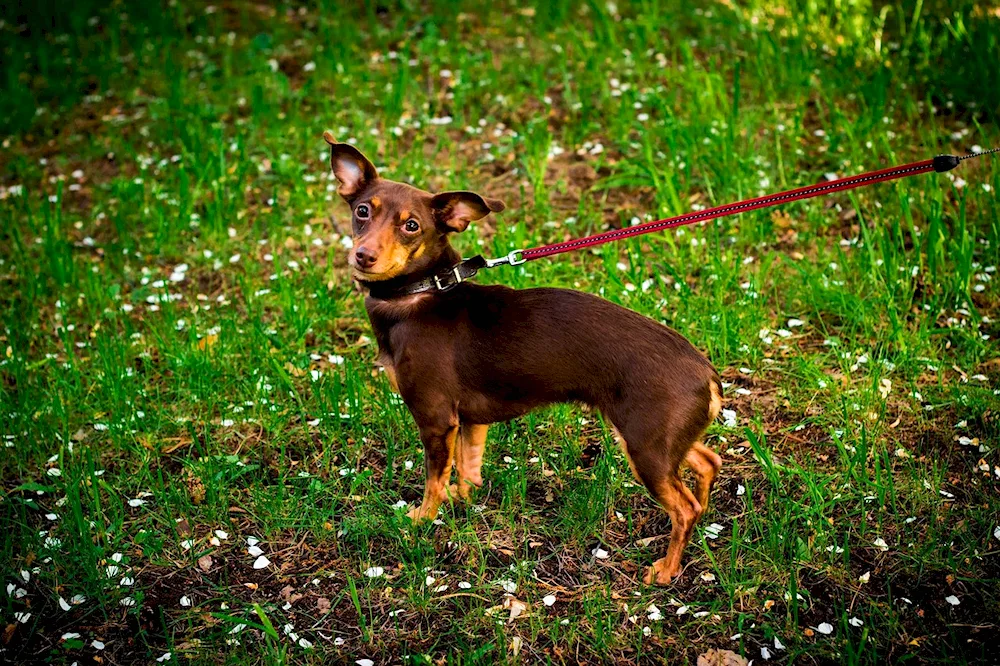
left=612, top=427, right=643, bottom=484
left=685, top=442, right=722, bottom=511
left=407, top=421, right=458, bottom=523
left=380, top=359, right=399, bottom=393
left=644, top=476, right=702, bottom=585
left=708, top=380, right=723, bottom=422
left=451, top=424, right=488, bottom=500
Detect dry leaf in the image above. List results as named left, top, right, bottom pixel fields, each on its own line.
left=503, top=596, right=529, bottom=621
left=697, top=648, right=749, bottom=666
left=316, top=597, right=331, bottom=614
left=197, top=554, right=213, bottom=572
left=510, top=635, right=523, bottom=656
left=162, top=435, right=193, bottom=454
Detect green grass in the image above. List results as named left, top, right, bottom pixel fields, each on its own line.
left=2, top=1, right=998, bottom=664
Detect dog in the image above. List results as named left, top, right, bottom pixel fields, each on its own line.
left=323, top=131, right=723, bottom=584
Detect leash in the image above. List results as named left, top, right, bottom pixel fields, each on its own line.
left=378, top=149, right=997, bottom=297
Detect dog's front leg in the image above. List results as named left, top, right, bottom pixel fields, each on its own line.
left=407, top=416, right=458, bottom=523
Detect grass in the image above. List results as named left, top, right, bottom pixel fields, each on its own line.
left=1, top=0, right=998, bottom=663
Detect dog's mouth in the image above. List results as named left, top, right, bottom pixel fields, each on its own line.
left=351, top=265, right=402, bottom=282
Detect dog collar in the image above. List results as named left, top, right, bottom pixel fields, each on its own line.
left=365, top=255, right=488, bottom=300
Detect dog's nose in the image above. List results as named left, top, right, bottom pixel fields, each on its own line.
left=354, top=246, right=377, bottom=269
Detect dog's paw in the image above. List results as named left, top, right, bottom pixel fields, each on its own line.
left=406, top=506, right=435, bottom=524
left=448, top=481, right=477, bottom=501
left=644, top=560, right=682, bottom=586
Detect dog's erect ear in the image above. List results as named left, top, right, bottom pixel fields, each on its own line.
left=323, top=131, right=378, bottom=198
left=430, top=191, right=505, bottom=232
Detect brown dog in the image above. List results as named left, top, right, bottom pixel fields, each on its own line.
left=324, top=131, right=723, bottom=584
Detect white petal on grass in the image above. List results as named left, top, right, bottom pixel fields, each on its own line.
left=61, top=632, right=81, bottom=640
left=761, top=646, right=772, bottom=660
left=92, top=639, right=105, bottom=650
left=543, top=594, right=557, bottom=606
left=180, top=539, right=194, bottom=550
left=647, top=604, right=663, bottom=621
left=120, top=597, right=136, bottom=607
left=214, top=530, right=229, bottom=540
left=59, top=596, right=71, bottom=611
left=849, top=617, right=864, bottom=627
left=180, top=596, right=192, bottom=607
left=246, top=537, right=260, bottom=546
left=816, top=622, right=834, bottom=634
left=247, top=545, right=263, bottom=557
left=774, top=636, right=785, bottom=650
left=859, top=571, right=871, bottom=583
left=676, top=605, right=689, bottom=616
left=994, top=525, right=1000, bottom=541
left=252, top=555, right=271, bottom=569
left=156, top=652, right=172, bottom=662
left=70, top=594, right=86, bottom=604
left=458, top=581, right=472, bottom=589
left=873, top=537, right=889, bottom=551
left=14, top=612, right=31, bottom=623
left=119, top=577, right=135, bottom=587
left=298, top=637, right=313, bottom=648
left=591, top=547, right=610, bottom=559
left=128, top=499, right=146, bottom=507
left=357, top=660, right=375, bottom=666
left=498, top=579, right=517, bottom=594
left=364, top=567, right=384, bottom=578
left=945, top=595, right=960, bottom=606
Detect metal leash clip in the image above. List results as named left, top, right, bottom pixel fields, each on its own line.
left=486, top=249, right=526, bottom=268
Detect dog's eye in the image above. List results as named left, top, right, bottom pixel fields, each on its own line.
left=355, top=204, right=370, bottom=220
left=403, top=219, right=420, bottom=233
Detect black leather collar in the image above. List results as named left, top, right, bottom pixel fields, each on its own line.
left=364, top=255, right=487, bottom=300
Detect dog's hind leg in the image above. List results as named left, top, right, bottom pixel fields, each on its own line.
left=685, top=442, right=722, bottom=512
left=452, top=423, right=488, bottom=500
left=616, top=419, right=706, bottom=585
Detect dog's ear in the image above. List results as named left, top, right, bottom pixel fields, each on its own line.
left=430, top=191, right=505, bottom=232
left=323, top=131, right=378, bottom=198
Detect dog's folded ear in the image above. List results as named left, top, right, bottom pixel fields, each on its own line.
left=430, top=191, right=505, bottom=232
left=323, top=131, right=378, bottom=198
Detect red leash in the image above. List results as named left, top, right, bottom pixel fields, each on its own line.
left=399, top=149, right=996, bottom=294
left=480, top=149, right=996, bottom=269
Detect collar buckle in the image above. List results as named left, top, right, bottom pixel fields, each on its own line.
left=433, top=266, right=464, bottom=292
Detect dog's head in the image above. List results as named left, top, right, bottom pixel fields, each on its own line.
left=323, top=131, right=504, bottom=283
